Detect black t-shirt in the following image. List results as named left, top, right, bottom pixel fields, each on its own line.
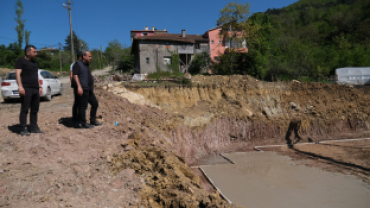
left=14, top=57, right=39, bottom=88
left=72, top=61, right=94, bottom=90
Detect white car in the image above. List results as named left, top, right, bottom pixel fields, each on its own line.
left=1, top=69, right=63, bottom=102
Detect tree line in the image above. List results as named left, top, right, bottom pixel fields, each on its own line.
left=0, top=0, right=134, bottom=74
left=191, top=0, right=370, bottom=82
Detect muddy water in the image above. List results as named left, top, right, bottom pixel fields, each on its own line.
left=201, top=151, right=370, bottom=208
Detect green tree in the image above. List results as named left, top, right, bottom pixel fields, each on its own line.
left=217, top=0, right=251, bottom=26
left=14, top=0, right=25, bottom=49
left=188, top=52, right=211, bottom=74
left=105, top=39, right=134, bottom=72
left=25, top=30, right=31, bottom=45
left=64, top=31, right=88, bottom=52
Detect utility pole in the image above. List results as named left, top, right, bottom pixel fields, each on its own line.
left=63, top=0, right=75, bottom=63
left=59, top=43, right=62, bottom=73
left=100, top=45, right=103, bottom=69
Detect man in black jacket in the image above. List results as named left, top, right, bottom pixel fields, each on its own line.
left=73, top=50, right=101, bottom=128
left=15, top=45, right=44, bottom=136
left=70, top=51, right=83, bottom=125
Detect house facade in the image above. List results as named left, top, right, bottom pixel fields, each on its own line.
left=131, top=25, right=248, bottom=74
left=131, top=30, right=209, bottom=74
left=203, top=26, right=248, bottom=62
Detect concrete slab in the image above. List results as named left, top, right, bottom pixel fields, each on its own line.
left=201, top=151, right=370, bottom=208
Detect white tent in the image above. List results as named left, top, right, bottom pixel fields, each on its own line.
left=335, top=67, right=370, bottom=85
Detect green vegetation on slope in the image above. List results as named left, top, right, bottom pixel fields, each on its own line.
left=214, top=0, right=370, bottom=81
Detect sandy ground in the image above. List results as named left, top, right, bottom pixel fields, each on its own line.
left=201, top=151, right=370, bottom=208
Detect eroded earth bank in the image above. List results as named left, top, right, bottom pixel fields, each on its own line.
left=0, top=75, right=369, bottom=207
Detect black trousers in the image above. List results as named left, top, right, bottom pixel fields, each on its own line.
left=76, top=89, right=98, bottom=124
left=72, top=89, right=79, bottom=121
left=20, top=87, right=40, bottom=129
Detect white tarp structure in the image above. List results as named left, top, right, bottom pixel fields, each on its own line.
left=132, top=74, right=147, bottom=81
left=336, top=67, right=370, bottom=85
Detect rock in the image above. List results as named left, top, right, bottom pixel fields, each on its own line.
left=184, top=73, right=191, bottom=80
left=102, top=86, right=108, bottom=90
left=107, top=155, right=112, bottom=162
left=76, top=186, right=83, bottom=195
left=115, top=82, right=122, bottom=86
left=108, top=83, right=113, bottom=88
left=290, top=102, right=296, bottom=108
left=124, top=145, right=135, bottom=151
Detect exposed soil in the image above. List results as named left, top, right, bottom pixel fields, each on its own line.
left=1, top=74, right=370, bottom=207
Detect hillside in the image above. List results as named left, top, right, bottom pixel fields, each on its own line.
left=239, top=0, right=370, bottom=81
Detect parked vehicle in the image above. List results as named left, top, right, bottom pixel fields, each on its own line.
left=1, top=70, right=63, bottom=102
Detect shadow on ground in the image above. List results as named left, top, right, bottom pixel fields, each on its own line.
left=58, top=117, right=80, bottom=128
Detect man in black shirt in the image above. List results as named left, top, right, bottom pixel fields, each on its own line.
left=15, top=45, right=44, bottom=136
left=73, top=50, right=101, bottom=128
left=70, top=51, right=83, bottom=125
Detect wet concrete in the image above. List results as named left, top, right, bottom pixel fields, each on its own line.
left=201, top=151, right=370, bottom=208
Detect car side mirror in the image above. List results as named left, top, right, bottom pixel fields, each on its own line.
left=54, top=76, right=58, bottom=79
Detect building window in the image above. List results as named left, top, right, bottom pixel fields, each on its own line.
left=194, top=43, right=200, bottom=49
left=211, top=40, right=214, bottom=44
left=218, top=41, right=222, bottom=44
left=163, top=57, right=171, bottom=65
left=146, top=58, right=150, bottom=64
left=142, top=32, right=148, bottom=36
left=214, top=56, right=219, bottom=61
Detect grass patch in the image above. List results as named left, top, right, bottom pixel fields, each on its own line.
left=147, top=71, right=184, bottom=79
left=122, top=81, right=191, bottom=88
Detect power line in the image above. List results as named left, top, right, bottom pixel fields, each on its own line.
left=0, top=37, right=59, bottom=47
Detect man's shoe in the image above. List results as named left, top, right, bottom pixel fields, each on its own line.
left=20, top=129, right=30, bottom=136
left=90, top=120, right=102, bottom=126
left=30, top=128, right=44, bottom=134
left=81, top=123, right=94, bottom=129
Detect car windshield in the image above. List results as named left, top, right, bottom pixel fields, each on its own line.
left=5, top=73, right=16, bottom=80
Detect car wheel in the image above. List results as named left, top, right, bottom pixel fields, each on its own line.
left=59, top=84, right=63, bottom=95
left=45, top=87, right=52, bottom=101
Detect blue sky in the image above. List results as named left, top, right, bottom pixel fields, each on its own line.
left=0, top=0, right=298, bottom=51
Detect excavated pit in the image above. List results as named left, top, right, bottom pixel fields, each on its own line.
left=100, top=75, right=370, bottom=207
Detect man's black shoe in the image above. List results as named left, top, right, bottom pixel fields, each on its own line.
left=81, top=123, right=94, bottom=129
left=30, top=128, right=44, bottom=134
left=20, top=129, right=30, bottom=136
left=90, top=120, right=102, bottom=126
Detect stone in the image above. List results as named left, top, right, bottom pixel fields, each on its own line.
left=108, top=83, right=113, bottom=88
left=76, top=186, right=83, bottom=195
left=102, top=86, right=108, bottom=90
left=124, top=145, right=135, bottom=151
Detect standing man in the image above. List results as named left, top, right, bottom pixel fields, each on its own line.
left=70, top=51, right=83, bottom=124
left=73, top=50, right=101, bottom=128
left=15, top=45, right=44, bottom=136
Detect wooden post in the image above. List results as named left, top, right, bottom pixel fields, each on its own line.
left=59, top=43, right=62, bottom=72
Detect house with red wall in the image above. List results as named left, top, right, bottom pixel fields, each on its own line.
left=203, top=25, right=248, bottom=63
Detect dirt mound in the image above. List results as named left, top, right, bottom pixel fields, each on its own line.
left=113, top=75, right=370, bottom=165
left=110, top=133, right=241, bottom=208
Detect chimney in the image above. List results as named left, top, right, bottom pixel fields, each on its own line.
left=152, top=26, right=155, bottom=31
left=145, top=26, right=148, bottom=30
left=163, top=28, right=166, bottom=32
left=181, top=29, right=186, bottom=38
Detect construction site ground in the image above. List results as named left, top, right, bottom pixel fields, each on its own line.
left=0, top=73, right=370, bottom=207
